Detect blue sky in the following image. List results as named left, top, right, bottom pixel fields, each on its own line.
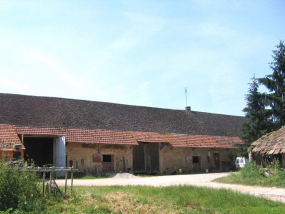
left=0, top=0, right=284, bottom=116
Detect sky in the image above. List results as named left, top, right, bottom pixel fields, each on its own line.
left=0, top=0, right=284, bottom=116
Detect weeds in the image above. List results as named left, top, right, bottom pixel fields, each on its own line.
left=216, top=160, right=285, bottom=187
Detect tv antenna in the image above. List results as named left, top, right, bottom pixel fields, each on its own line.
left=185, top=87, right=188, bottom=107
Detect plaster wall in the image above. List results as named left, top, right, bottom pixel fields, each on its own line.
left=66, top=143, right=132, bottom=175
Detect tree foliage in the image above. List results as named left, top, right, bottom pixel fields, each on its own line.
left=239, top=77, right=272, bottom=156
left=240, top=41, right=285, bottom=155
left=258, top=41, right=285, bottom=129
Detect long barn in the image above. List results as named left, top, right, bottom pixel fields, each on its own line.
left=0, top=93, right=246, bottom=175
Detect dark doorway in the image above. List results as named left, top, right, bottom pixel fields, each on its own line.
left=24, top=137, right=54, bottom=167
left=192, top=156, right=201, bottom=172
left=102, top=154, right=114, bottom=173
left=133, top=142, right=159, bottom=174
left=213, top=153, right=220, bottom=170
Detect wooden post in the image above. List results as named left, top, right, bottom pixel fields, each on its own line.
left=49, top=167, right=54, bottom=192
left=65, top=172, right=68, bottom=194
left=43, top=173, right=46, bottom=195
left=71, top=167, right=74, bottom=195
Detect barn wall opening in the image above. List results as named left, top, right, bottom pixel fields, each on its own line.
left=102, top=154, right=114, bottom=173
left=133, top=142, right=159, bottom=174
left=192, top=156, right=201, bottom=172
left=24, top=137, right=54, bottom=167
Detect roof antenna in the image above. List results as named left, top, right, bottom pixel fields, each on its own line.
left=185, top=87, right=188, bottom=107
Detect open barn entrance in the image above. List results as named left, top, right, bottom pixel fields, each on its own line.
left=133, top=142, right=159, bottom=174
left=24, top=137, right=54, bottom=167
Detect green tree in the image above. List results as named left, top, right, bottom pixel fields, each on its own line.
left=238, top=77, right=272, bottom=156
left=258, top=41, right=285, bottom=129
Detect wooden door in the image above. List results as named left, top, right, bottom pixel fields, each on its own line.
left=133, top=142, right=159, bottom=174
left=102, top=155, right=114, bottom=173
left=145, top=143, right=159, bottom=173
left=192, top=156, right=201, bottom=172
left=133, top=143, right=145, bottom=173
left=213, top=153, right=220, bottom=170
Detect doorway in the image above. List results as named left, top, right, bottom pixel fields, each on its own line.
left=213, top=153, right=220, bottom=170
left=102, top=154, right=114, bottom=173
left=192, top=156, right=201, bottom=172
left=133, top=142, right=159, bottom=174
left=24, top=137, right=54, bottom=167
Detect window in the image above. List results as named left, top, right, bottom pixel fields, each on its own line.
left=192, top=156, right=199, bottom=163
left=13, top=151, right=22, bottom=160
left=103, top=155, right=112, bottom=162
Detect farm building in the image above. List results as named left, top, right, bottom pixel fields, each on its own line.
left=250, top=126, right=285, bottom=168
left=0, top=93, right=246, bottom=174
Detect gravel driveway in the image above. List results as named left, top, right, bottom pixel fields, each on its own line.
left=57, top=172, right=285, bottom=203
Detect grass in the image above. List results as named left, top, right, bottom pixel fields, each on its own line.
left=3, top=160, right=285, bottom=213
left=215, top=161, right=285, bottom=188
left=74, top=175, right=107, bottom=180
left=42, top=185, right=285, bottom=214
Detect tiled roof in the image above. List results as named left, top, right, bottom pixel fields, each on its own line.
left=0, top=124, right=241, bottom=148
left=165, top=134, right=242, bottom=148
left=251, top=126, right=285, bottom=154
left=129, top=131, right=168, bottom=143
left=67, top=129, right=137, bottom=145
left=17, top=126, right=66, bottom=136
left=15, top=126, right=138, bottom=145
left=0, top=93, right=246, bottom=137
left=0, top=124, right=23, bottom=149
left=13, top=125, right=240, bottom=148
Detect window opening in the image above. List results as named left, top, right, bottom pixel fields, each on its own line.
left=192, top=156, right=199, bottom=163
left=103, top=155, right=112, bottom=162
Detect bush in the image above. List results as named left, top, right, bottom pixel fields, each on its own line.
left=0, top=161, right=45, bottom=213
left=239, top=162, right=263, bottom=178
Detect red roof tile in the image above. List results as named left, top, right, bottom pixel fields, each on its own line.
left=1, top=124, right=242, bottom=148
left=165, top=134, right=242, bottom=148
left=67, top=129, right=138, bottom=145
left=129, top=131, right=168, bottom=143
left=17, top=126, right=66, bottom=136
left=0, top=124, right=24, bottom=149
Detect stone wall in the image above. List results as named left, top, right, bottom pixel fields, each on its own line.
left=66, top=143, right=132, bottom=175
left=159, top=143, right=237, bottom=173
left=66, top=142, right=238, bottom=175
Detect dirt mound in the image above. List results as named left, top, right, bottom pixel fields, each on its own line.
left=109, top=173, right=139, bottom=179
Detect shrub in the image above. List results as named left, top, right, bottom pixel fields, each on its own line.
left=0, top=161, right=45, bottom=213
left=239, top=161, right=263, bottom=178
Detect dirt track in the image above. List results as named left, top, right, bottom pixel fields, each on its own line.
left=56, top=172, right=285, bottom=203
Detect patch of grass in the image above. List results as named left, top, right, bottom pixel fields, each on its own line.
left=44, top=185, right=285, bottom=214
left=216, top=161, right=285, bottom=188
left=74, top=174, right=108, bottom=179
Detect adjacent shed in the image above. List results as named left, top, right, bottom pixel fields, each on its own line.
left=250, top=126, right=285, bottom=168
